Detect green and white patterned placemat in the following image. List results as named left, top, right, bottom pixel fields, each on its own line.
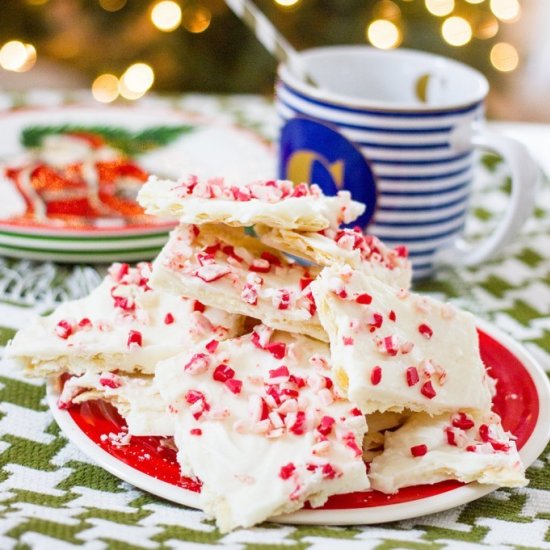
left=0, top=92, right=548, bottom=549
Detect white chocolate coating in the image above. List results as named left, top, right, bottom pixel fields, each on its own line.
left=155, top=326, right=370, bottom=532
left=369, top=410, right=527, bottom=493
left=311, top=265, right=493, bottom=415
left=137, top=176, right=365, bottom=231
left=7, top=262, right=244, bottom=376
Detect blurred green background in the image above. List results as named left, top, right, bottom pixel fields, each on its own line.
left=1, top=0, right=546, bottom=120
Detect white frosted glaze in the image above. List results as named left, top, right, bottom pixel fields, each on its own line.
left=7, top=262, right=244, bottom=375
left=369, top=410, right=527, bottom=493
left=138, top=176, right=365, bottom=231
left=155, top=326, right=369, bottom=532
left=311, top=265, right=493, bottom=415
left=150, top=224, right=326, bottom=341
left=59, top=371, right=173, bottom=436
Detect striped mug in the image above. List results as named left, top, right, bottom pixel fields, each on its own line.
left=276, top=46, right=539, bottom=278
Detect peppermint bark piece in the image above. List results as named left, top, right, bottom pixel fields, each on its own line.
left=155, top=325, right=369, bottom=532
left=57, top=371, right=173, bottom=436
left=149, top=224, right=326, bottom=341
left=7, top=262, right=244, bottom=377
left=311, top=265, right=493, bottom=415
left=256, top=225, right=412, bottom=290
left=369, top=410, right=527, bottom=493
left=138, top=176, right=365, bottom=231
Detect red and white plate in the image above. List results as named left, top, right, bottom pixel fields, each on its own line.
left=46, top=319, right=550, bottom=525
left=0, top=105, right=274, bottom=262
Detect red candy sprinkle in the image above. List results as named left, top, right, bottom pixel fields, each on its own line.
left=55, top=320, right=73, bottom=339
left=343, top=336, right=354, bottom=346
left=261, top=251, right=281, bottom=267
left=452, top=412, right=475, bottom=430
left=388, top=310, right=396, bottom=322
left=225, top=378, right=243, bottom=394
left=420, top=380, right=436, bottom=399
left=205, top=339, right=219, bottom=353
left=195, top=264, right=231, bottom=282
left=193, top=301, right=206, bottom=313
left=410, top=444, right=428, bottom=457
left=99, top=375, right=122, bottom=389
left=213, top=364, right=235, bottom=383
left=127, top=330, right=142, bottom=348
left=356, top=293, right=373, bottom=305
left=249, top=259, right=271, bottom=273
left=279, top=463, right=296, bottom=480
left=164, top=313, right=175, bottom=325
left=395, top=245, right=408, bottom=258
left=275, top=289, right=291, bottom=310
left=316, top=416, right=335, bottom=436
left=406, top=366, right=420, bottom=386
left=300, top=277, right=314, bottom=291
left=370, top=366, right=382, bottom=385
left=445, top=427, right=458, bottom=446
left=479, top=424, right=490, bottom=442
left=183, top=353, right=210, bottom=374
left=266, top=342, right=287, bottom=360
left=418, top=323, right=434, bottom=339
left=190, top=428, right=202, bottom=436
left=289, top=411, right=306, bottom=435
left=350, top=407, right=363, bottom=417
left=269, top=365, right=290, bottom=379
left=78, top=318, right=92, bottom=329
left=321, top=463, right=340, bottom=479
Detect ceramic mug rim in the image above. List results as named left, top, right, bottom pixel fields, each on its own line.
left=277, top=45, right=490, bottom=114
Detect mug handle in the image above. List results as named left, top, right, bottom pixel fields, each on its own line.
left=435, top=126, right=540, bottom=267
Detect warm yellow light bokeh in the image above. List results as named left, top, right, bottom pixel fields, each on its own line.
left=99, top=0, right=127, bottom=12
left=425, top=0, right=454, bottom=17
left=373, top=0, right=401, bottom=21
left=0, top=41, right=37, bottom=72
left=465, top=0, right=484, bottom=4
left=151, top=1, right=182, bottom=32
left=474, top=13, right=499, bottom=39
left=441, top=16, right=472, bottom=46
left=92, top=74, right=120, bottom=103
left=182, top=6, right=211, bottom=33
left=274, top=0, right=301, bottom=7
left=490, top=42, right=519, bottom=71
left=121, top=63, right=155, bottom=95
left=490, top=0, right=520, bottom=22
left=367, top=19, right=401, bottom=50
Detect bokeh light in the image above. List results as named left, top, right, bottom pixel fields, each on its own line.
left=425, top=0, right=454, bottom=17
left=151, top=1, right=182, bottom=32
left=120, top=63, right=155, bottom=95
left=474, top=13, right=499, bottom=39
left=274, top=0, right=301, bottom=7
left=367, top=20, right=402, bottom=50
left=92, top=73, right=120, bottom=103
left=373, top=0, right=401, bottom=21
left=441, top=16, right=472, bottom=46
left=490, top=42, right=519, bottom=71
left=99, top=0, right=127, bottom=12
left=0, top=41, right=37, bottom=72
left=490, top=0, right=520, bottom=22
left=182, top=6, right=211, bottom=33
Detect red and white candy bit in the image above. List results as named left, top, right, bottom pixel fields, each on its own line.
left=342, top=432, right=362, bottom=457
left=418, top=323, right=434, bottom=339
left=410, top=444, right=428, bottom=457
left=205, top=339, right=219, bottom=354
left=452, top=411, right=475, bottom=430
left=108, top=262, right=130, bottom=283
left=190, top=428, right=203, bottom=436
left=406, top=366, right=420, bottom=387
left=99, top=373, right=122, bottom=389
left=316, top=415, right=336, bottom=436
left=355, top=293, right=372, bottom=305
left=184, top=389, right=210, bottom=420
left=273, top=289, right=291, bottom=310
left=213, top=363, right=235, bottom=383
left=329, top=277, right=348, bottom=299
left=78, top=318, right=92, bottom=329
left=184, top=353, right=211, bottom=375
left=194, top=264, right=231, bottom=282
left=279, top=462, right=296, bottom=480
left=55, top=320, right=74, bottom=339
left=249, top=258, right=271, bottom=273
left=164, top=313, right=175, bottom=325
left=126, top=330, right=142, bottom=348
left=420, top=380, right=437, bottom=399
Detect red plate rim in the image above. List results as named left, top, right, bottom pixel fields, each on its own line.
left=47, top=319, right=550, bottom=525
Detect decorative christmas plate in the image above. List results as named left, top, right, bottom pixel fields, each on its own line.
left=0, top=105, right=274, bottom=261
left=46, top=319, right=550, bottom=525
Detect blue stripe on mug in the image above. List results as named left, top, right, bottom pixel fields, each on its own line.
left=380, top=180, right=470, bottom=197
left=278, top=80, right=483, bottom=118
left=372, top=208, right=467, bottom=227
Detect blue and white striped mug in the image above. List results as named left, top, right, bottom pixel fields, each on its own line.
left=276, top=46, right=539, bottom=278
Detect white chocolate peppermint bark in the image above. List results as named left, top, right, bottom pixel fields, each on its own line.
left=7, top=262, right=244, bottom=376
left=155, top=325, right=370, bottom=532
left=311, top=265, right=493, bottom=415
left=256, top=226, right=412, bottom=290
left=137, top=176, right=365, bottom=231
left=150, top=224, right=326, bottom=341
left=57, top=371, right=173, bottom=436
left=369, top=410, right=527, bottom=493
